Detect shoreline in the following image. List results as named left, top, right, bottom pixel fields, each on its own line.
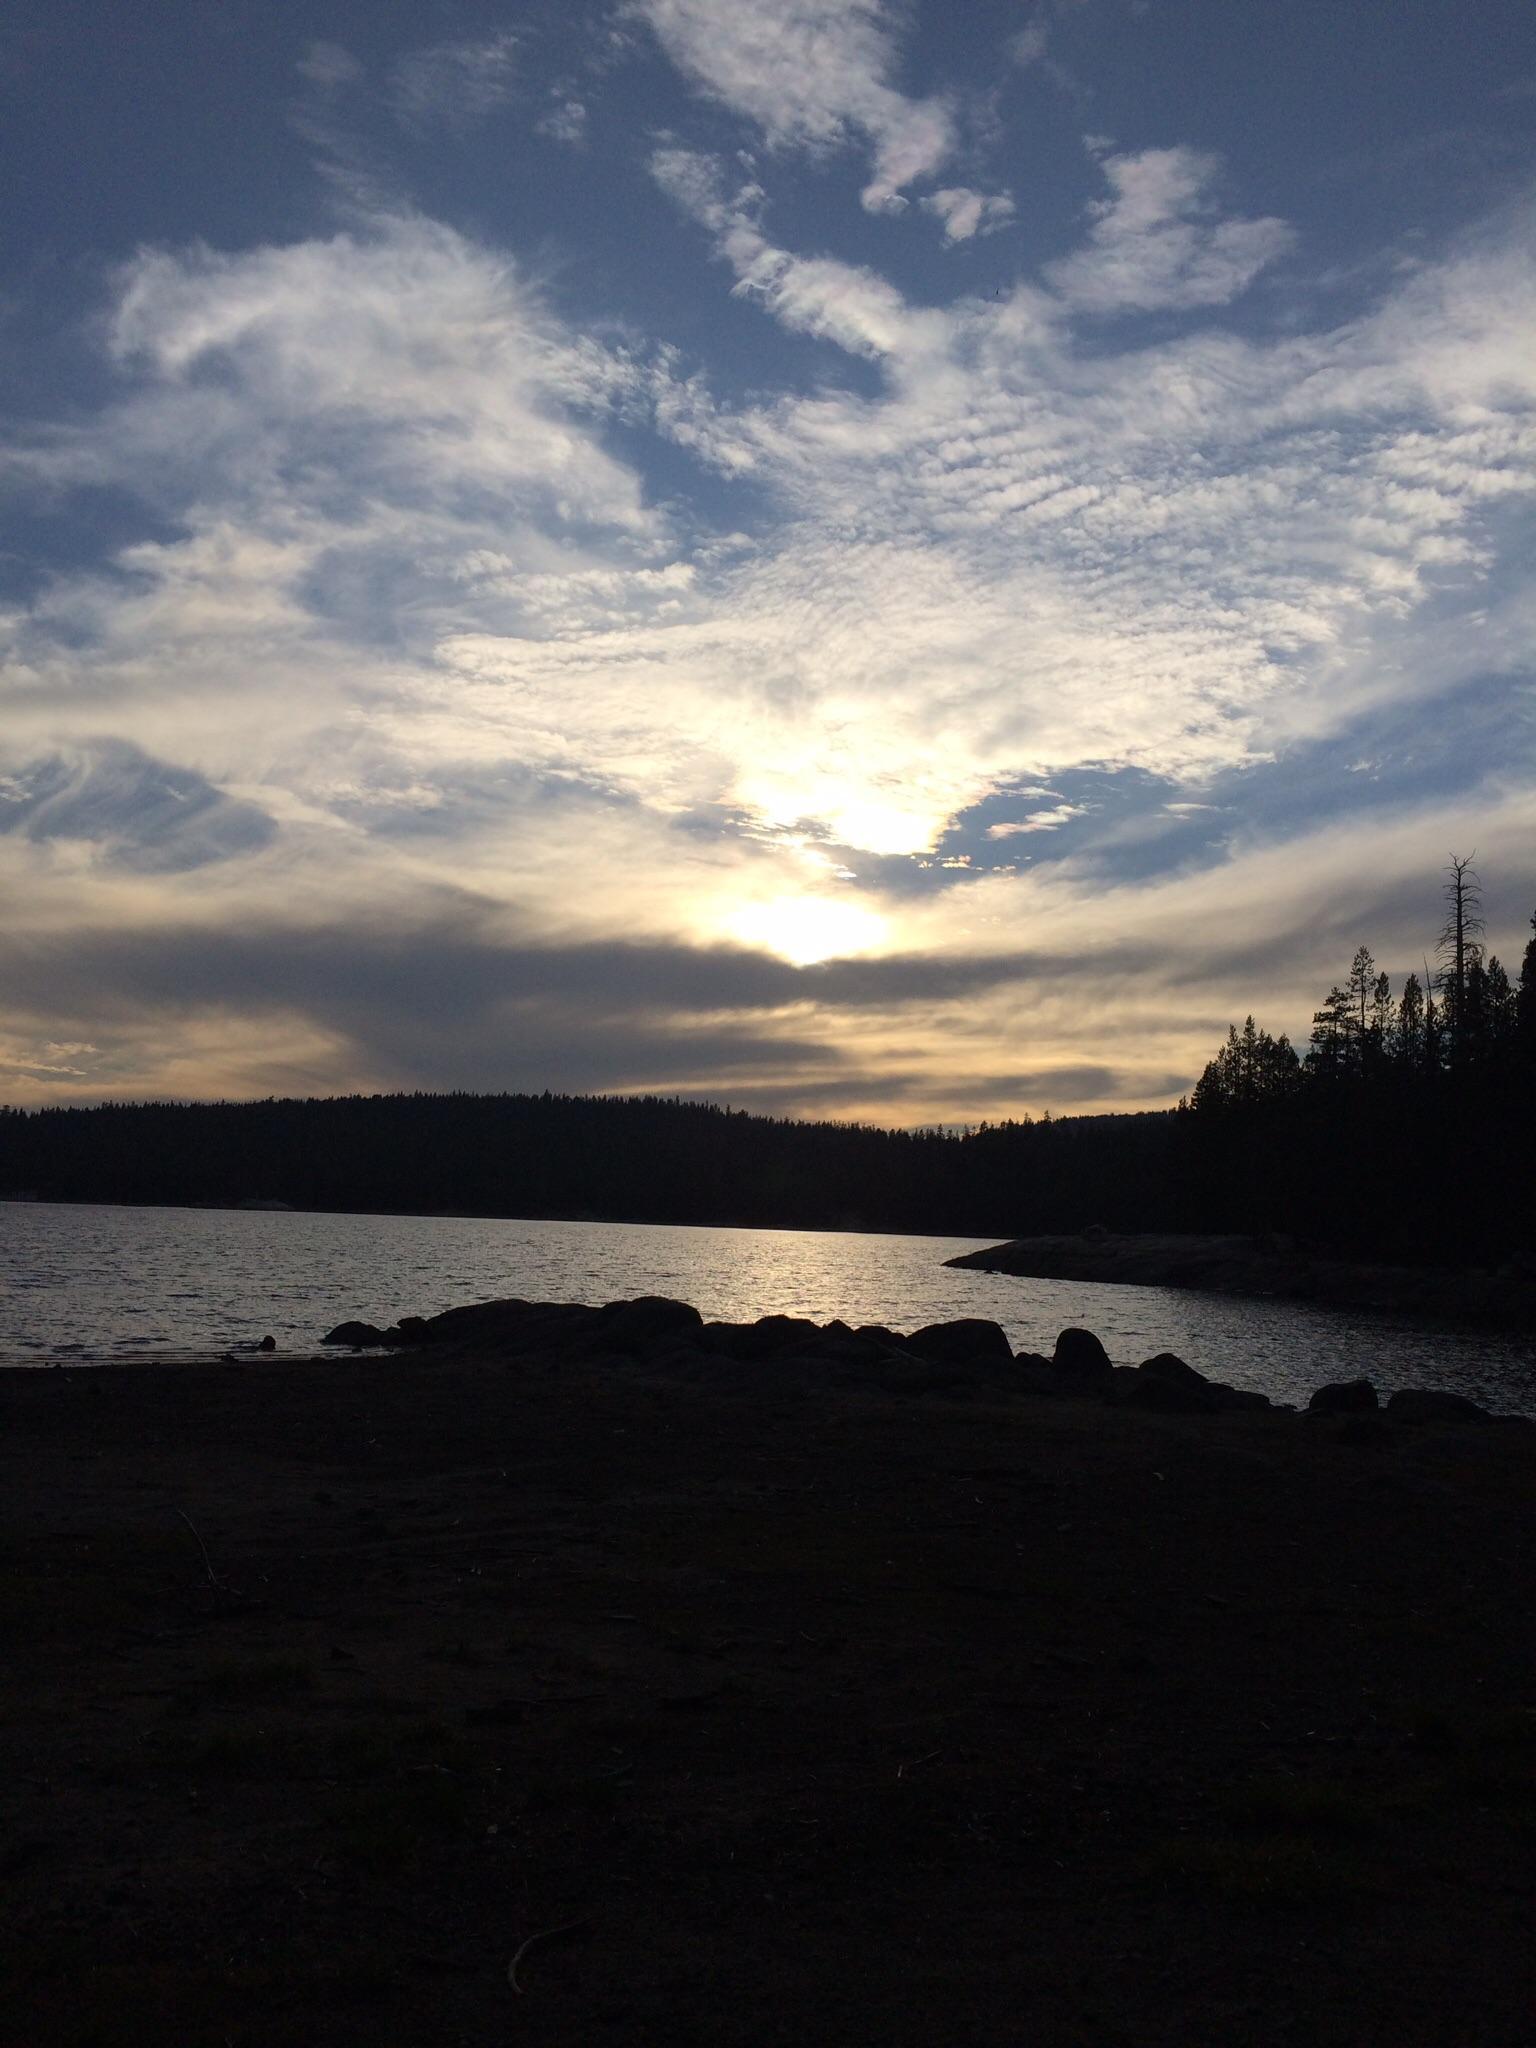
left=0, top=1192, right=996, bottom=1243
left=947, top=1229, right=1536, bottom=1331
left=5, top=1298, right=1534, bottom=2043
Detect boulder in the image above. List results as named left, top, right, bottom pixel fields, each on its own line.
left=809, top=1326, right=905, bottom=1366
left=396, top=1316, right=430, bottom=1343
left=1114, top=1371, right=1217, bottom=1415
left=1307, top=1378, right=1379, bottom=1416
left=856, top=1324, right=909, bottom=1350
left=1208, top=1384, right=1272, bottom=1412
left=1385, top=1388, right=1492, bottom=1425
left=736, top=1315, right=826, bottom=1360
left=599, top=1297, right=704, bottom=1355
left=699, top=1320, right=751, bottom=1358
left=904, top=1318, right=1014, bottom=1367
left=257, top=1334, right=276, bottom=1353
left=419, top=1299, right=598, bottom=1356
left=1137, top=1351, right=1208, bottom=1390
left=1052, top=1327, right=1114, bottom=1382
left=321, top=1320, right=386, bottom=1348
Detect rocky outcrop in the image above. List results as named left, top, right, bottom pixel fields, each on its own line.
left=1102, top=1351, right=1273, bottom=1415
left=1307, top=1379, right=1379, bottom=1415
left=1385, top=1388, right=1492, bottom=1425
left=314, top=1299, right=1521, bottom=1423
left=945, top=1230, right=1536, bottom=1330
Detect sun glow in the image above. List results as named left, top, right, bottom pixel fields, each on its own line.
left=727, top=893, right=887, bottom=967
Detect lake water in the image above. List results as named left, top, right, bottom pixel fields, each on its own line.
left=2, top=1201, right=1533, bottom=1415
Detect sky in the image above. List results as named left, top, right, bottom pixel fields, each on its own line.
left=3, top=0, right=1535, bottom=1123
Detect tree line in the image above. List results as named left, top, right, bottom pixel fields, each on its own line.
left=0, top=1089, right=1177, bottom=1242
left=1183, top=857, right=1536, bottom=1263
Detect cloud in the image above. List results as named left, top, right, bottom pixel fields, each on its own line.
left=651, top=146, right=948, bottom=356
left=920, top=187, right=1015, bottom=243
left=1046, top=146, right=1295, bottom=312
left=5, top=142, right=1536, bottom=1118
left=635, top=0, right=955, bottom=211
left=986, top=806, right=1089, bottom=837
left=296, top=42, right=363, bottom=91
left=537, top=95, right=589, bottom=145
left=0, top=742, right=275, bottom=873
left=1010, top=20, right=1052, bottom=69
left=92, top=215, right=650, bottom=523
left=390, top=33, right=520, bottom=133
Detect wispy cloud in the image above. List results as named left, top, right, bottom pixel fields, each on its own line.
left=5, top=21, right=1536, bottom=1118
left=651, top=146, right=948, bottom=356
left=1047, top=146, right=1295, bottom=312
left=537, top=94, right=589, bottom=145
left=987, top=806, right=1089, bottom=837
left=390, top=33, right=520, bottom=134
left=0, top=742, right=275, bottom=873
left=920, top=186, right=1015, bottom=243
left=296, top=42, right=363, bottom=92
left=634, top=0, right=955, bottom=212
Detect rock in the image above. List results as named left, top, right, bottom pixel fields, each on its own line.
left=599, top=1297, right=704, bottom=1355
left=1385, top=1388, right=1492, bottom=1425
left=257, top=1334, right=276, bottom=1353
left=1052, top=1328, right=1113, bottom=1382
left=810, top=1326, right=905, bottom=1366
left=1137, top=1352, right=1208, bottom=1389
left=1114, top=1371, right=1217, bottom=1415
left=1307, top=1378, right=1379, bottom=1415
left=738, top=1315, right=826, bottom=1360
left=904, top=1318, right=1014, bottom=1367
left=321, top=1320, right=386, bottom=1348
left=419, top=1299, right=596, bottom=1356
left=1333, top=1414, right=1390, bottom=1447
left=396, top=1316, right=430, bottom=1343
left=856, top=1324, right=908, bottom=1349
left=699, top=1320, right=750, bottom=1358
left=1208, top=1384, right=1271, bottom=1412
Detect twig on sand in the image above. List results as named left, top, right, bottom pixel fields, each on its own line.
left=507, top=1918, right=591, bottom=1993
left=896, top=1749, right=942, bottom=1779
left=176, top=1508, right=228, bottom=1592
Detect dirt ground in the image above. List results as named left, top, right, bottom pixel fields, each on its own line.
left=2, top=1338, right=1534, bottom=2047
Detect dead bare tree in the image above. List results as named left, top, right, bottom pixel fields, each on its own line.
left=1436, top=852, right=1485, bottom=1063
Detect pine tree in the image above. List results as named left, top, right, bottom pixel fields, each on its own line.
left=1484, top=956, right=1517, bottom=1053
left=1518, top=909, right=1536, bottom=1059
left=1396, top=971, right=1425, bottom=1067
left=1308, top=985, right=1355, bottom=1076
left=1346, top=945, right=1376, bottom=1039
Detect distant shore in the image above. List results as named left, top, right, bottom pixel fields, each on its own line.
left=947, top=1228, right=1536, bottom=1330
left=5, top=1300, right=1534, bottom=2045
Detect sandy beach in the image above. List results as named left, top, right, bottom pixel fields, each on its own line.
left=3, top=1306, right=1534, bottom=2046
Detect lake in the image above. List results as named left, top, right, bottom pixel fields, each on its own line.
left=2, top=1201, right=1533, bottom=1415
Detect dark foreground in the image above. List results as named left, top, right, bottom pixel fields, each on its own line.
left=3, top=1305, right=1534, bottom=2047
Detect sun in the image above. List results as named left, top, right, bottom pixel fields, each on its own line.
left=727, top=893, right=887, bottom=967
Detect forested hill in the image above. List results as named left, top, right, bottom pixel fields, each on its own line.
left=0, top=1093, right=1182, bottom=1242
left=2, top=1055, right=1532, bottom=1264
